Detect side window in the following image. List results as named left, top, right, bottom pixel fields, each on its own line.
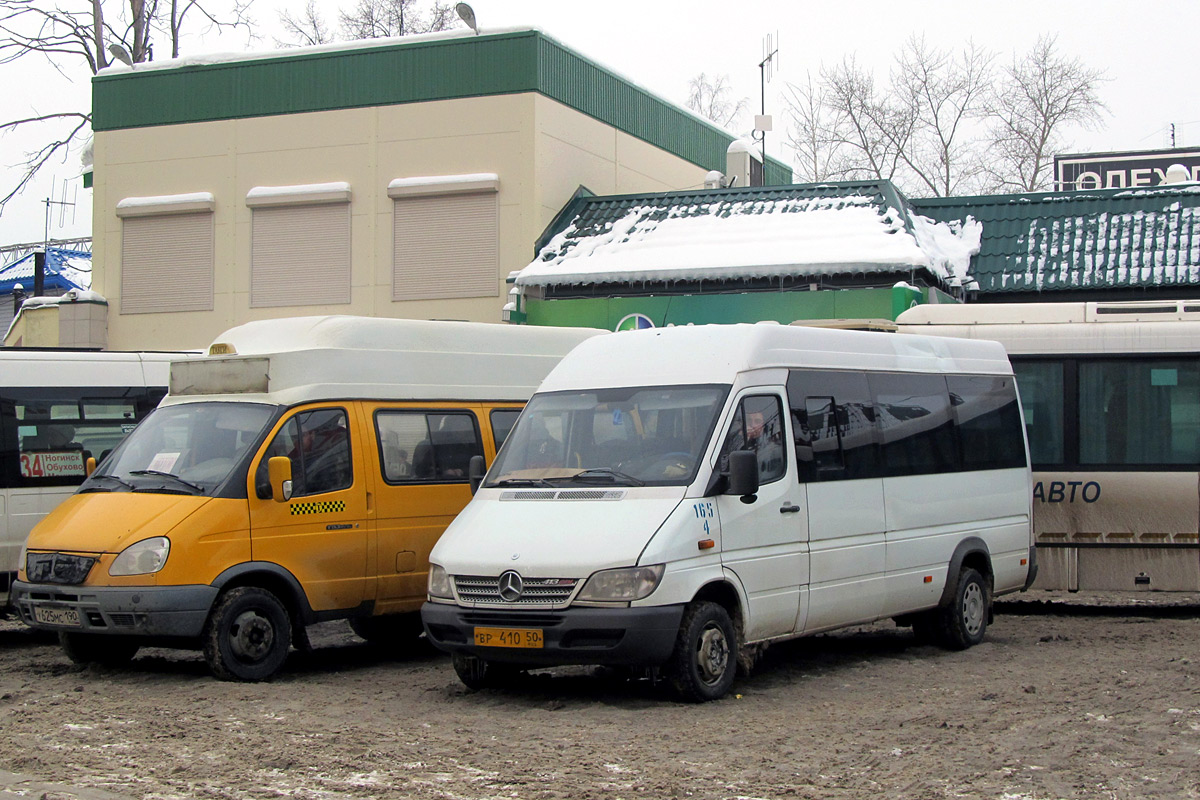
left=1078, top=359, right=1200, bottom=466
left=1011, top=360, right=1065, bottom=467
left=718, top=395, right=786, bottom=484
left=258, top=408, right=352, bottom=497
left=786, top=370, right=879, bottom=483
left=870, top=373, right=957, bottom=477
left=489, top=409, right=522, bottom=451
left=947, top=375, right=1026, bottom=471
left=375, top=411, right=483, bottom=483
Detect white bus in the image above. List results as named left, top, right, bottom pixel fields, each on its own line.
left=423, top=324, right=1033, bottom=701
left=897, top=300, right=1200, bottom=592
left=1, top=350, right=181, bottom=609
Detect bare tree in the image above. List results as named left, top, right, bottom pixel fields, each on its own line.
left=785, top=36, right=1104, bottom=197
left=985, top=34, right=1107, bottom=192
left=0, top=0, right=255, bottom=212
left=277, top=0, right=458, bottom=45
left=685, top=72, right=747, bottom=131
left=892, top=36, right=993, bottom=196
left=785, top=73, right=848, bottom=183
left=277, top=0, right=334, bottom=46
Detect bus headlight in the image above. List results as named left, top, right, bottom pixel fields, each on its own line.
left=428, top=563, right=453, bottom=599
left=577, top=564, right=665, bottom=602
left=109, top=537, right=170, bottom=576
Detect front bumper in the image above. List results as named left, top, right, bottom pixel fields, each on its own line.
left=11, top=580, right=219, bottom=639
left=421, top=602, right=686, bottom=667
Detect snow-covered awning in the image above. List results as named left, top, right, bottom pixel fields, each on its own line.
left=517, top=182, right=980, bottom=290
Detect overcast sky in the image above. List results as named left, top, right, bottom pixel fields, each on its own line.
left=2, top=0, right=1197, bottom=249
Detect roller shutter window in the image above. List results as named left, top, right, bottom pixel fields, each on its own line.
left=251, top=203, right=351, bottom=307
left=393, top=192, right=498, bottom=301
left=121, top=212, right=214, bottom=314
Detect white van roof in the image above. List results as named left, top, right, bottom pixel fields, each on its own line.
left=537, top=323, right=1011, bottom=393
left=165, top=316, right=605, bottom=407
left=0, top=349, right=194, bottom=389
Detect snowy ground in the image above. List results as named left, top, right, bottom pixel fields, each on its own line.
left=0, top=599, right=1197, bottom=800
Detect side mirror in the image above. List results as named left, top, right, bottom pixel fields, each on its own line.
left=85, top=456, right=97, bottom=477
left=468, top=454, right=487, bottom=495
left=268, top=456, right=294, bottom=503
left=727, top=450, right=759, bottom=502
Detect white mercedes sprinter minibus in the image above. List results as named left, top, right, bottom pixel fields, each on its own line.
left=423, top=323, right=1035, bottom=701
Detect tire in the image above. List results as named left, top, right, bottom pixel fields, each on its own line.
left=451, top=653, right=522, bottom=690
left=203, top=587, right=292, bottom=682
left=667, top=601, right=738, bottom=702
left=932, top=567, right=991, bottom=650
left=59, top=632, right=140, bottom=666
left=348, top=612, right=424, bottom=646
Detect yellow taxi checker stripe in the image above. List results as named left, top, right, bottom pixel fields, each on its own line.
left=289, top=500, right=346, bottom=515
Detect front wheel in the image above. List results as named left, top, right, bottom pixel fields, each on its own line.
left=203, top=587, right=292, bottom=682
left=667, top=601, right=738, bottom=702
left=60, top=632, right=140, bottom=666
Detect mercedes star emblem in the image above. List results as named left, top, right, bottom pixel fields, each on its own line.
left=497, top=570, right=524, bottom=602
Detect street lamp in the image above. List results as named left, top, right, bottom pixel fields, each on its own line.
left=108, top=43, right=134, bottom=67
left=456, top=3, right=479, bottom=34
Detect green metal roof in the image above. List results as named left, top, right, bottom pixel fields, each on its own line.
left=523, top=180, right=962, bottom=291
left=92, top=29, right=791, bottom=185
left=912, top=187, right=1200, bottom=296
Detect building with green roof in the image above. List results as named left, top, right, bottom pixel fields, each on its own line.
left=78, top=27, right=790, bottom=351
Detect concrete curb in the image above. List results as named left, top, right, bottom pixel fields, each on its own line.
left=0, top=771, right=134, bottom=800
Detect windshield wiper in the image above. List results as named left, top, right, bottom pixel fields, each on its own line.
left=566, top=468, right=645, bottom=486
left=80, top=474, right=134, bottom=492
left=129, top=469, right=206, bottom=494
left=489, top=477, right=559, bottom=488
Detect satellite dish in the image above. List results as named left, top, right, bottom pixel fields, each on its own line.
left=455, top=3, right=479, bottom=34
left=108, top=43, right=133, bottom=67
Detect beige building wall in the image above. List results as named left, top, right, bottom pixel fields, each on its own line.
left=94, top=92, right=709, bottom=351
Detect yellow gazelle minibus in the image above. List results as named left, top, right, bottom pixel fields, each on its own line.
left=12, top=316, right=601, bottom=681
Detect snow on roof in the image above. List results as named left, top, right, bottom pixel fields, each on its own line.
left=517, top=186, right=980, bottom=289
left=0, top=248, right=92, bottom=293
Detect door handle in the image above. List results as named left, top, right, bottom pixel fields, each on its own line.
left=780, top=503, right=801, bottom=514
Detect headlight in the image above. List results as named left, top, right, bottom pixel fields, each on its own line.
left=109, top=537, right=170, bottom=576
left=428, top=563, right=453, bottom=599
left=576, top=564, right=665, bottom=602
left=17, top=543, right=28, bottom=579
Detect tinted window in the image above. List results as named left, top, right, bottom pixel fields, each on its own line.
left=718, top=395, right=786, bottom=484
left=870, top=373, right=957, bottom=477
left=375, top=411, right=482, bottom=483
left=947, top=375, right=1026, bottom=471
left=787, top=370, right=878, bottom=482
left=1079, top=360, right=1200, bottom=466
left=258, top=409, right=352, bottom=497
left=490, top=409, right=521, bottom=450
left=1011, top=361, right=1065, bottom=466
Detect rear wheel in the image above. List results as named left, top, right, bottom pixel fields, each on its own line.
left=451, top=653, right=522, bottom=690
left=203, top=587, right=292, bottom=682
left=59, top=632, right=140, bottom=666
left=667, top=601, right=737, bottom=702
left=930, top=568, right=990, bottom=650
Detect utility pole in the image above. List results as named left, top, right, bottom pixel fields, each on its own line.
left=754, top=33, right=779, bottom=167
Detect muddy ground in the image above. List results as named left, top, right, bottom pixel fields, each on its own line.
left=1, top=595, right=1198, bottom=800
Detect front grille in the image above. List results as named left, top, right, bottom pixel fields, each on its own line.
left=454, top=574, right=578, bottom=606
left=25, top=553, right=96, bottom=585
left=499, top=489, right=625, bottom=501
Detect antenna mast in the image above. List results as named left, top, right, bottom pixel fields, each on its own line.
left=755, top=33, right=780, bottom=166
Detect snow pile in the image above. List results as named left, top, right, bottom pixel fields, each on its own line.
left=517, top=194, right=969, bottom=288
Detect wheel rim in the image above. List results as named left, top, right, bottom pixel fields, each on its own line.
left=695, top=622, right=730, bottom=685
left=228, top=609, right=275, bottom=662
left=962, top=581, right=985, bottom=636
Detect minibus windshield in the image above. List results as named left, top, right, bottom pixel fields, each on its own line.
left=84, top=402, right=276, bottom=495
left=485, top=385, right=729, bottom=487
